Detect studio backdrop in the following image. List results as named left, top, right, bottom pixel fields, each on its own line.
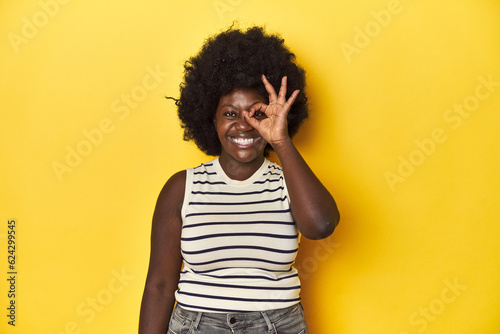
left=1, top=0, right=499, bottom=333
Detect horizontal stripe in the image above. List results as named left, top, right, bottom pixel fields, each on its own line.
left=183, top=266, right=296, bottom=275
left=193, top=171, right=217, bottom=175
left=181, top=232, right=298, bottom=241
left=188, top=196, right=287, bottom=206
left=180, top=271, right=298, bottom=281
left=181, top=245, right=298, bottom=255
left=179, top=280, right=300, bottom=291
left=195, top=163, right=214, bottom=168
left=263, top=171, right=281, bottom=176
left=182, top=220, right=294, bottom=229
left=193, top=180, right=226, bottom=185
left=253, top=177, right=283, bottom=184
left=183, top=257, right=294, bottom=266
left=177, top=291, right=301, bottom=303
left=185, top=209, right=290, bottom=218
left=191, top=186, right=284, bottom=196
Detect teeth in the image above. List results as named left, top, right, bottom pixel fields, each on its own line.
left=232, top=137, right=255, bottom=145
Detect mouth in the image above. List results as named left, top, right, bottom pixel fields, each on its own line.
left=229, top=136, right=262, bottom=148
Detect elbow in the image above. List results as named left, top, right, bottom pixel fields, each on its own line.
left=313, top=200, right=340, bottom=239
left=328, top=205, right=341, bottom=235
left=303, top=211, right=340, bottom=240
left=310, top=219, right=339, bottom=240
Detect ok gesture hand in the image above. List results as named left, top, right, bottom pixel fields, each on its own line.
left=244, top=75, right=300, bottom=148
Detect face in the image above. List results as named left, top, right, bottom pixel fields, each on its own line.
left=214, top=88, right=268, bottom=165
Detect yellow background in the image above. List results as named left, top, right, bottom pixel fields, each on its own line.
left=1, top=0, right=499, bottom=333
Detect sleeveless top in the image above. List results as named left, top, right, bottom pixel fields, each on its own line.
left=175, top=158, right=301, bottom=313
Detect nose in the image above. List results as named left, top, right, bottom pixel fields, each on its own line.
left=235, top=112, right=253, bottom=131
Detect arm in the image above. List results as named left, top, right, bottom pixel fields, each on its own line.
left=139, top=170, right=186, bottom=333
left=273, top=138, right=339, bottom=239
left=244, top=76, right=340, bottom=240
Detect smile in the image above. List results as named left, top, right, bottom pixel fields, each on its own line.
left=230, top=136, right=260, bottom=147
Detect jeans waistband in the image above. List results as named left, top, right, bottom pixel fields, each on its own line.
left=173, top=303, right=302, bottom=331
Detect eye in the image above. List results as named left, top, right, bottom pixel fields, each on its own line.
left=223, top=110, right=237, bottom=118
left=253, top=111, right=267, bottom=119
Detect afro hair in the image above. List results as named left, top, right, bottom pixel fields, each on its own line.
left=174, top=25, right=308, bottom=156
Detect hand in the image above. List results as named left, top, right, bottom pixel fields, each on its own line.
left=244, top=75, right=300, bottom=147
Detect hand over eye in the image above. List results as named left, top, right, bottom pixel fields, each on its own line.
left=244, top=75, right=300, bottom=146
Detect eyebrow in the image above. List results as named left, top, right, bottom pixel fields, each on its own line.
left=219, top=101, right=263, bottom=110
left=220, top=104, right=236, bottom=109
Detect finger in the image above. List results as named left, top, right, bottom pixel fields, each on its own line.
left=249, top=102, right=269, bottom=116
left=261, top=74, right=277, bottom=102
left=283, top=89, right=300, bottom=112
left=277, top=76, right=287, bottom=104
left=243, top=110, right=262, bottom=129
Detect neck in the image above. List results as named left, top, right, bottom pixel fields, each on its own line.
left=218, top=155, right=265, bottom=181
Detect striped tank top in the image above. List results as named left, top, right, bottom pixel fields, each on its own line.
left=175, top=157, right=301, bottom=313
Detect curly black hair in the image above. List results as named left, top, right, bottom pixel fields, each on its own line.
left=174, top=25, right=308, bottom=156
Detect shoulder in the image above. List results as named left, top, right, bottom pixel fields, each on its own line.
left=163, top=170, right=187, bottom=193
left=155, top=170, right=187, bottom=211
left=157, top=159, right=216, bottom=201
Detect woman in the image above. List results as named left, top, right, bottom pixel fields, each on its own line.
left=139, top=26, right=340, bottom=333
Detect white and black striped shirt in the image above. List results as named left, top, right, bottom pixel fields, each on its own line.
left=175, top=158, right=301, bottom=313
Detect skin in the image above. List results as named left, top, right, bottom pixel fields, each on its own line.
left=214, top=87, right=268, bottom=180
left=138, top=75, right=340, bottom=334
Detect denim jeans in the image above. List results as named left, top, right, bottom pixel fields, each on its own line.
left=168, top=303, right=308, bottom=334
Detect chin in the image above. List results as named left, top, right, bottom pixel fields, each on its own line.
left=224, top=149, right=265, bottom=164
left=234, top=153, right=263, bottom=164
